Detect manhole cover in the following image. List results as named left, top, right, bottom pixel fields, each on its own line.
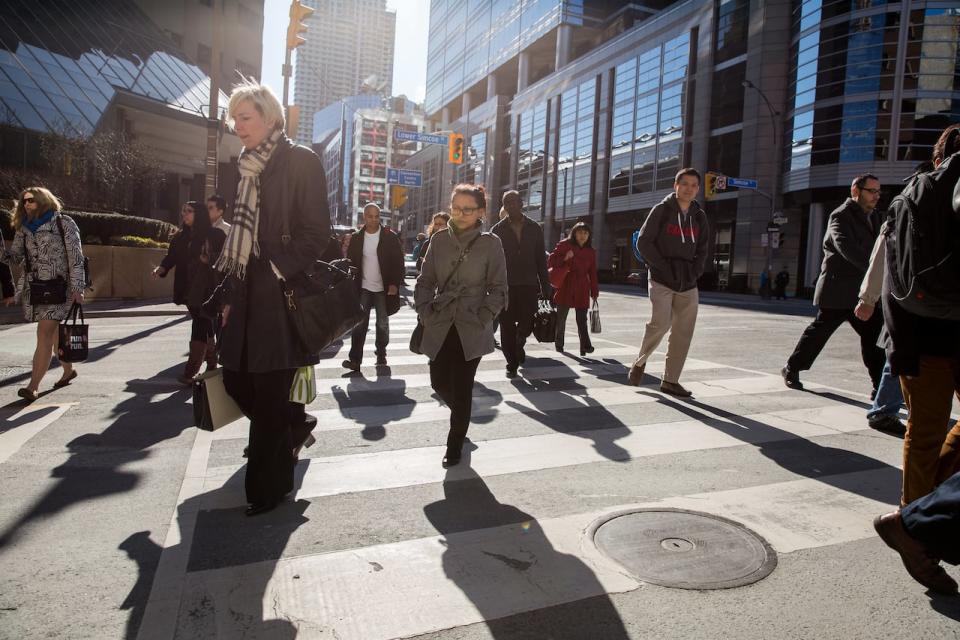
left=591, top=508, right=776, bottom=589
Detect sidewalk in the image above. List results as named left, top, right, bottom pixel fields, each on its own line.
left=603, top=284, right=817, bottom=317
left=0, top=298, right=183, bottom=326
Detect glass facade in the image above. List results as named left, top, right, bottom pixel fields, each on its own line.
left=554, top=77, right=595, bottom=215
left=607, top=33, right=691, bottom=200
left=515, top=101, right=548, bottom=216
left=785, top=1, right=960, bottom=170
left=426, top=0, right=585, bottom=114
left=0, top=0, right=227, bottom=137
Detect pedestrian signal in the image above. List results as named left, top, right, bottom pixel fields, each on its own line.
left=286, top=0, right=314, bottom=50
left=448, top=133, right=464, bottom=164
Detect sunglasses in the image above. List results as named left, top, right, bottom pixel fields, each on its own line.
left=21, top=196, right=35, bottom=203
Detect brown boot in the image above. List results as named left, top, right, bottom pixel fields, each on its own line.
left=627, top=362, right=646, bottom=386
left=204, top=337, right=218, bottom=372
left=178, top=340, right=207, bottom=384
left=874, top=511, right=958, bottom=595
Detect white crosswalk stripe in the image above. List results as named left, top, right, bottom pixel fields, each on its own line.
left=137, top=306, right=905, bottom=640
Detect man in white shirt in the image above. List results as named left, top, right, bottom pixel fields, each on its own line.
left=343, top=203, right=404, bottom=370
left=206, top=195, right=231, bottom=233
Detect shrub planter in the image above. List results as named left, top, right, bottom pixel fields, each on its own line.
left=85, top=245, right=172, bottom=300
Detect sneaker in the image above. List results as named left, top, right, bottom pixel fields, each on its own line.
left=660, top=381, right=692, bottom=397
left=375, top=354, right=387, bottom=366
left=341, top=359, right=360, bottom=371
left=627, top=362, right=646, bottom=386
left=781, top=366, right=803, bottom=390
left=868, top=414, right=907, bottom=436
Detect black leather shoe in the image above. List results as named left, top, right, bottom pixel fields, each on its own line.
left=781, top=366, right=803, bottom=390
left=442, top=455, right=461, bottom=468
left=580, top=346, right=595, bottom=357
left=245, top=501, right=279, bottom=517
left=505, top=366, right=518, bottom=379
left=869, top=414, right=907, bottom=436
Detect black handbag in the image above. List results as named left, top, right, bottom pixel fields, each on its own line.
left=29, top=276, right=68, bottom=305
left=57, top=303, right=88, bottom=362
left=532, top=298, right=558, bottom=343
left=410, top=235, right=480, bottom=355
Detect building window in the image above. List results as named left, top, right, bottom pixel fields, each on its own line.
left=715, top=0, right=749, bottom=64
left=709, top=63, right=745, bottom=130
left=707, top=130, right=742, bottom=178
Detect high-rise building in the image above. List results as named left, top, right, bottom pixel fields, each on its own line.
left=293, top=0, right=396, bottom=145
left=414, top=0, right=960, bottom=295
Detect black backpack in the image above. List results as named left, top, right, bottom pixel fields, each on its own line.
left=884, top=152, right=960, bottom=319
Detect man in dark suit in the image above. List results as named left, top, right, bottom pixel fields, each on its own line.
left=491, top=190, right=551, bottom=378
left=782, top=174, right=885, bottom=392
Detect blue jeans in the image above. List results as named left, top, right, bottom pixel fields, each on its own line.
left=349, top=289, right=389, bottom=362
left=867, top=358, right=904, bottom=419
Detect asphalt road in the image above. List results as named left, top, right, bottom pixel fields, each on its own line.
left=0, top=286, right=957, bottom=639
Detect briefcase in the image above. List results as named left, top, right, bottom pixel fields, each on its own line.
left=193, top=369, right=243, bottom=431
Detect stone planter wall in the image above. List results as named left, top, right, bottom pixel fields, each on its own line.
left=84, top=245, right=173, bottom=300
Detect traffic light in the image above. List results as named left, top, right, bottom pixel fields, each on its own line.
left=705, top=171, right=720, bottom=200
left=391, top=185, right=408, bottom=209
left=286, top=0, right=314, bottom=50
left=448, top=133, right=464, bottom=164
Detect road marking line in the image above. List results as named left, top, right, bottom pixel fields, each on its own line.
left=202, top=403, right=869, bottom=507
left=174, top=467, right=895, bottom=640
left=0, top=402, right=74, bottom=464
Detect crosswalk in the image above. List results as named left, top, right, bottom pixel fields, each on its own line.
left=136, top=305, right=909, bottom=640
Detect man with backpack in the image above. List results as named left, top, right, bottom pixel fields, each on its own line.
left=882, top=124, right=960, bottom=506
left=782, top=174, right=886, bottom=394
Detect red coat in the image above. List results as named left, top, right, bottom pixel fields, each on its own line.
left=548, top=239, right=599, bottom=309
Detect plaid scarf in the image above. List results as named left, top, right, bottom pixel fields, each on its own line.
left=215, top=127, right=283, bottom=279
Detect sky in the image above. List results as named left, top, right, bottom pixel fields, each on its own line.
left=261, top=0, right=431, bottom=105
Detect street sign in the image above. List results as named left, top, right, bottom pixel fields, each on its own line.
left=767, top=224, right=780, bottom=233
left=393, top=130, right=448, bottom=145
left=728, top=177, right=758, bottom=190
left=716, top=175, right=727, bottom=191
left=772, top=214, right=788, bottom=225
left=387, top=167, right=422, bottom=187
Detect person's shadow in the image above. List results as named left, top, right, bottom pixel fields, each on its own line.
left=331, top=367, right=415, bottom=441
left=423, top=463, right=630, bottom=638
left=119, top=466, right=310, bottom=639
left=504, top=358, right=631, bottom=462
left=0, top=366, right=193, bottom=549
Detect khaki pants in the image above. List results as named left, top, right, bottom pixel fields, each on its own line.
left=900, top=356, right=960, bottom=505
left=634, top=280, right=699, bottom=383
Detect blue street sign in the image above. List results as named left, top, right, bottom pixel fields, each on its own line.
left=387, top=168, right=422, bottom=187
left=393, top=130, right=448, bottom=145
left=727, top=177, right=758, bottom=190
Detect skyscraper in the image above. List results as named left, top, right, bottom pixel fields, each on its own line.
left=293, top=0, right=396, bottom=145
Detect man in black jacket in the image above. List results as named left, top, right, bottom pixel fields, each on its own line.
left=782, top=174, right=885, bottom=392
left=343, top=203, right=404, bottom=370
left=627, top=168, right=709, bottom=396
left=491, top=190, right=551, bottom=378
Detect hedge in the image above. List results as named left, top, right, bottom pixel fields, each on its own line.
left=1, top=209, right=176, bottom=245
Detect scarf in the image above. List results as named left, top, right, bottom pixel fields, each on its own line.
left=24, top=210, right=56, bottom=234
left=215, top=127, right=284, bottom=279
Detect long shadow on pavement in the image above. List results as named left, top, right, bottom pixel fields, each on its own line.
left=332, top=366, right=415, bottom=441
left=423, top=461, right=630, bottom=639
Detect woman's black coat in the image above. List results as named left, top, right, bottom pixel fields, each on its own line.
left=159, top=228, right=191, bottom=305
left=219, top=135, right=331, bottom=373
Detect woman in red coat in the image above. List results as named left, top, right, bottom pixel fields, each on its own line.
left=548, top=221, right=599, bottom=356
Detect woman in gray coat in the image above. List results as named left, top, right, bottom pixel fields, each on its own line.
left=415, top=184, right=507, bottom=467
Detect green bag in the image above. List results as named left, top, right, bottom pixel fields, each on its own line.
left=289, top=365, right=317, bottom=404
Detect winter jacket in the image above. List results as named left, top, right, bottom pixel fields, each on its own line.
left=813, top=198, right=882, bottom=309
left=219, top=135, right=331, bottom=373
left=490, top=215, right=551, bottom=296
left=547, top=239, right=598, bottom=310
left=158, top=228, right=192, bottom=305
left=414, top=225, right=508, bottom=361
left=346, top=224, right=404, bottom=291
left=0, top=236, right=14, bottom=299
left=636, top=193, right=709, bottom=292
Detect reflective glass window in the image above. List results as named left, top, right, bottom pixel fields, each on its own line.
left=709, top=62, right=745, bottom=130
left=716, top=0, right=750, bottom=63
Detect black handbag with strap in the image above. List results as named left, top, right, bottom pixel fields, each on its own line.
left=271, top=211, right=365, bottom=355
left=23, top=216, right=91, bottom=306
left=410, top=234, right=480, bottom=355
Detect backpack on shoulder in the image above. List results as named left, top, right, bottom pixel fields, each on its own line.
left=884, top=152, right=960, bottom=319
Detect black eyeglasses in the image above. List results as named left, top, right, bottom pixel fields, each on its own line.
left=451, top=206, right=483, bottom=216
left=21, top=196, right=35, bottom=203
left=860, top=188, right=880, bottom=195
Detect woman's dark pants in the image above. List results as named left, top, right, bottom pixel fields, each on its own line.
left=429, top=327, right=481, bottom=457
left=555, top=305, right=591, bottom=352
left=223, top=367, right=302, bottom=506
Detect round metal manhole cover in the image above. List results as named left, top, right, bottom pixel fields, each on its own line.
left=592, top=508, right=777, bottom=589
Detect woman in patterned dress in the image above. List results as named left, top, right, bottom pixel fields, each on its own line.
left=1, top=187, right=85, bottom=401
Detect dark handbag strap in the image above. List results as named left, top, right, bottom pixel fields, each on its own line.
left=437, top=234, right=481, bottom=294
left=64, top=301, right=84, bottom=324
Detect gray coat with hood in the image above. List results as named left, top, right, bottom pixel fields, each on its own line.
left=414, top=224, right=508, bottom=361
left=636, top=193, right=709, bottom=292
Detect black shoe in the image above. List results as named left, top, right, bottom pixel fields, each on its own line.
left=245, top=501, right=279, bottom=517
left=505, top=366, right=518, bottom=379
left=555, top=343, right=564, bottom=353
left=376, top=354, right=387, bottom=366
left=342, top=359, right=360, bottom=371
left=580, top=346, right=595, bottom=357
left=242, top=446, right=249, bottom=458
left=442, top=455, right=461, bottom=468
left=868, top=414, right=907, bottom=436
left=781, top=366, right=803, bottom=390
